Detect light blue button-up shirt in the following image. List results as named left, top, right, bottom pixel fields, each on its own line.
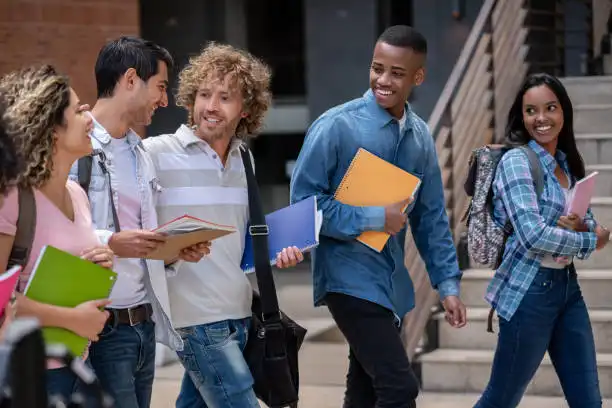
left=290, top=90, right=461, bottom=317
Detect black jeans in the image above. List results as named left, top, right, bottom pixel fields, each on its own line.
left=325, top=292, right=419, bottom=408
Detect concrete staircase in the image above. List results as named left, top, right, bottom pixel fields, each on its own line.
left=417, top=75, right=612, bottom=399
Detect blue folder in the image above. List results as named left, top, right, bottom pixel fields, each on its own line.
left=241, top=196, right=322, bottom=273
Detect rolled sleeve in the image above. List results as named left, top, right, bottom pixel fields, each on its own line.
left=165, top=259, right=184, bottom=277
left=95, top=229, right=114, bottom=246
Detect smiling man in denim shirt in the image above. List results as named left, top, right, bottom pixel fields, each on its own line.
left=291, top=25, right=467, bottom=408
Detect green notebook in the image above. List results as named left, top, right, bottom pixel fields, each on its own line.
left=23, top=245, right=117, bottom=358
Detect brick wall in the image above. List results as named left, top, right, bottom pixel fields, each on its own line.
left=0, top=0, right=140, bottom=106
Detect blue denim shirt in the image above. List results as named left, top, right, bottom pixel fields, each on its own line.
left=290, top=90, right=461, bottom=317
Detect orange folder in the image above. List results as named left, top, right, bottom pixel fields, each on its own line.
left=334, top=148, right=421, bottom=252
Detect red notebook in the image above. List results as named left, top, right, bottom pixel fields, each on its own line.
left=0, top=265, right=21, bottom=319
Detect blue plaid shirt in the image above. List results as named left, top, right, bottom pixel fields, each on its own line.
left=487, top=140, right=598, bottom=320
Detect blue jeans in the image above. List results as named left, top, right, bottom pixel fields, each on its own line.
left=89, top=319, right=156, bottom=408
left=175, top=318, right=260, bottom=408
left=475, top=266, right=601, bottom=408
left=47, top=366, right=84, bottom=402
left=47, top=361, right=98, bottom=404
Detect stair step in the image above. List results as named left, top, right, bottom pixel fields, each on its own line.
left=461, top=269, right=612, bottom=309
left=577, top=134, right=612, bottom=165
left=562, top=76, right=612, bottom=105
left=574, top=104, right=612, bottom=134
left=588, top=164, right=612, bottom=196
left=417, top=392, right=612, bottom=408
left=435, top=307, right=612, bottom=352
left=418, top=348, right=612, bottom=397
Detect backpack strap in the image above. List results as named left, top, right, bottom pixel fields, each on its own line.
left=487, top=144, right=545, bottom=333
left=7, top=187, right=36, bottom=271
left=77, top=155, right=94, bottom=195
left=518, top=145, right=544, bottom=199
left=77, top=150, right=121, bottom=232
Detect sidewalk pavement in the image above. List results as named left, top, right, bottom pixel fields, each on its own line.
left=150, top=267, right=612, bottom=407
left=152, top=359, right=609, bottom=408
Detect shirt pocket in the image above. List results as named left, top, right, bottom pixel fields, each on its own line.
left=88, top=174, right=106, bottom=192
left=149, top=176, right=163, bottom=202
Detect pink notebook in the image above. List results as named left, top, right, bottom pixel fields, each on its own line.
left=566, top=171, right=598, bottom=219
left=0, top=265, right=21, bottom=319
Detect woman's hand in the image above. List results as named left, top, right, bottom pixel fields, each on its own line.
left=66, top=299, right=111, bottom=341
left=557, top=214, right=588, bottom=232
left=596, top=225, right=610, bottom=250
left=81, top=245, right=114, bottom=269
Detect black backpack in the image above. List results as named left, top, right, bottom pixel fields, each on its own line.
left=7, top=187, right=36, bottom=271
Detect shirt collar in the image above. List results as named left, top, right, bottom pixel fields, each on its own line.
left=527, top=139, right=567, bottom=172
left=89, top=112, right=142, bottom=148
left=175, top=124, right=245, bottom=155
left=362, top=89, right=413, bottom=132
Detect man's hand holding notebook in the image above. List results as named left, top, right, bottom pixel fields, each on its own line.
left=384, top=196, right=415, bottom=236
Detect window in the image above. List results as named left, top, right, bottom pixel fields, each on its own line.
left=246, top=0, right=306, bottom=98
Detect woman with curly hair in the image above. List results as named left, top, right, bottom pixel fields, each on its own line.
left=0, top=99, right=21, bottom=203
left=0, top=64, right=114, bottom=401
left=144, top=43, right=304, bottom=408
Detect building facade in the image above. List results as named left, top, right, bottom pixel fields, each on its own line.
left=0, top=0, right=596, bottom=211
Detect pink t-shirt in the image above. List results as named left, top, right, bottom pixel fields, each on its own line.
left=0, top=180, right=100, bottom=365
left=0, top=180, right=100, bottom=291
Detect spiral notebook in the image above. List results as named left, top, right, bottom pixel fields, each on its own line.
left=241, top=196, right=322, bottom=273
left=334, top=148, right=422, bottom=252
left=23, top=245, right=117, bottom=358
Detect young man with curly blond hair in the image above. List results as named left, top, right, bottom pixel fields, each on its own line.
left=144, top=43, right=304, bottom=408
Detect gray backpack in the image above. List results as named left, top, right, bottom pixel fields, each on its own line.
left=463, top=144, right=544, bottom=269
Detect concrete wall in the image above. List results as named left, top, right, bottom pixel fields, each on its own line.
left=410, top=0, right=484, bottom=119
left=304, top=0, right=484, bottom=122
left=304, top=0, right=378, bottom=121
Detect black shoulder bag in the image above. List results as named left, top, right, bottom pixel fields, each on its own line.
left=239, top=145, right=307, bottom=408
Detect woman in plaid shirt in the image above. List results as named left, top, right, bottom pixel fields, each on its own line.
left=475, top=73, right=611, bottom=408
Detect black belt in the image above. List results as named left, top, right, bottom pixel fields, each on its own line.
left=107, top=303, right=153, bottom=327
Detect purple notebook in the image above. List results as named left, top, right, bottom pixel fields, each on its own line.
left=241, top=196, right=322, bottom=273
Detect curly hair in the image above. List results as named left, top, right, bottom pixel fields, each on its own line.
left=0, top=65, right=71, bottom=188
left=0, top=99, right=21, bottom=195
left=176, top=42, right=272, bottom=138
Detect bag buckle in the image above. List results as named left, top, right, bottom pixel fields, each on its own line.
left=249, top=224, right=269, bottom=236
left=262, top=311, right=282, bottom=322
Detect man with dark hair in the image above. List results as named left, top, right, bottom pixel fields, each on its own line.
left=291, top=25, right=467, bottom=408
left=95, top=36, right=174, bottom=99
left=69, top=36, right=208, bottom=408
